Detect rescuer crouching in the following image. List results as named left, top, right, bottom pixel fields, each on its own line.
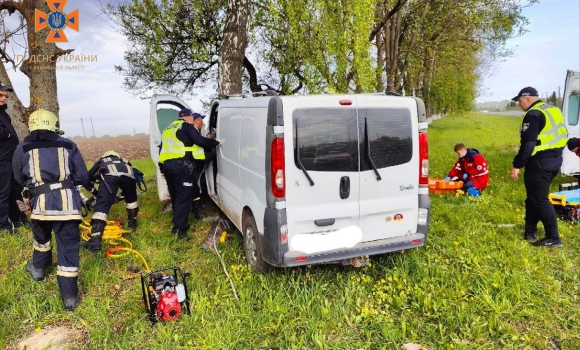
left=82, top=150, right=139, bottom=252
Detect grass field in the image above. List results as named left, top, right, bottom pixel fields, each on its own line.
left=1, top=112, right=579, bottom=349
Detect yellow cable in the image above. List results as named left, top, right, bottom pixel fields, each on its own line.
left=79, top=219, right=151, bottom=272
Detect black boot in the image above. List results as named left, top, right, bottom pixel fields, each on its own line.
left=192, top=199, right=203, bottom=219
left=81, top=219, right=105, bottom=252
left=176, top=226, right=190, bottom=240
left=26, top=260, right=46, bottom=281
left=127, top=208, right=139, bottom=231
left=62, top=295, right=80, bottom=311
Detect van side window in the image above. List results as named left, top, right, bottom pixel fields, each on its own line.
left=359, top=108, right=413, bottom=170
left=567, top=92, right=580, bottom=126
left=293, top=108, right=358, bottom=172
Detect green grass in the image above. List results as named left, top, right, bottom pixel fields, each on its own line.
left=1, top=112, right=579, bottom=349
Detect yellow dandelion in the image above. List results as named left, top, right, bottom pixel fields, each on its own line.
left=461, top=290, right=466, bottom=296
left=380, top=279, right=386, bottom=284
left=492, top=283, right=499, bottom=288
left=35, top=327, right=41, bottom=333
left=523, top=258, right=529, bottom=264
left=516, top=208, right=520, bottom=212
left=387, top=277, right=393, bottom=282
left=454, top=241, right=459, bottom=246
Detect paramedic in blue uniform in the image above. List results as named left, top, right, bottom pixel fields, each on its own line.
left=81, top=150, right=139, bottom=252
left=509, top=87, right=568, bottom=247
left=12, top=109, right=89, bottom=311
left=158, top=108, right=220, bottom=239
left=0, top=82, right=28, bottom=233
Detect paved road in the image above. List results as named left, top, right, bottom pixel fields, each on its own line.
left=479, top=110, right=522, bottom=116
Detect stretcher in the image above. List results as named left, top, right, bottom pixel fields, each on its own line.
left=428, top=178, right=463, bottom=194
left=549, top=188, right=580, bottom=223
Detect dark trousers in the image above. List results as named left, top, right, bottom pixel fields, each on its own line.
left=32, top=219, right=80, bottom=298
left=93, top=175, right=138, bottom=216
left=163, top=160, right=194, bottom=231
left=523, top=156, right=562, bottom=239
left=0, top=160, right=28, bottom=231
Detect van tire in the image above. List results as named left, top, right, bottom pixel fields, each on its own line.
left=242, top=214, right=273, bottom=273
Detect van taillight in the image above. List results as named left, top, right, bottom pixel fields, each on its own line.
left=271, top=137, right=285, bottom=198
left=419, top=132, right=428, bottom=185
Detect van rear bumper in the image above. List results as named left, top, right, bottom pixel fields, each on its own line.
left=281, top=233, right=425, bottom=267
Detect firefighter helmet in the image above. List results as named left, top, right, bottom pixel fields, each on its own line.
left=102, top=150, right=120, bottom=158
left=28, top=109, right=60, bottom=133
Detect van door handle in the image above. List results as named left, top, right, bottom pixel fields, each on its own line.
left=340, top=176, right=350, bottom=199
left=315, top=218, right=335, bottom=226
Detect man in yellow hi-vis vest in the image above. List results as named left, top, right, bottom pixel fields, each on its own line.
left=158, top=108, right=220, bottom=239
left=510, top=87, right=568, bottom=247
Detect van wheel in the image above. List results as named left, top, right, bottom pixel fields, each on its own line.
left=242, top=214, right=273, bottom=273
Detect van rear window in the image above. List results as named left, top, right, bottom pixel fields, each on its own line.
left=293, top=108, right=359, bottom=172
left=359, top=108, right=413, bottom=170
left=293, top=107, right=413, bottom=172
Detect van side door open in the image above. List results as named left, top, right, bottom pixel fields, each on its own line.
left=561, top=70, right=580, bottom=176
left=149, top=94, right=191, bottom=201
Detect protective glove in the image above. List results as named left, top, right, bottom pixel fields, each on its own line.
left=462, top=173, right=468, bottom=180
left=467, top=187, right=481, bottom=197
left=444, top=176, right=451, bottom=182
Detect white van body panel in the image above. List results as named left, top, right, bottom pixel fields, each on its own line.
left=207, top=99, right=270, bottom=233
left=280, top=96, right=361, bottom=251
left=355, top=95, right=419, bottom=242
left=561, top=70, right=580, bottom=176
left=149, top=94, right=191, bottom=201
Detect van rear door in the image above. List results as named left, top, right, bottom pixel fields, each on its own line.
left=561, top=70, right=580, bottom=176
left=356, top=95, right=418, bottom=242
left=149, top=94, right=191, bottom=200
left=284, top=97, right=361, bottom=247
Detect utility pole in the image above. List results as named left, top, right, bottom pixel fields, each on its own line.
left=90, top=118, right=96, bottom=137
left=80, top=118, right=87, bottom=139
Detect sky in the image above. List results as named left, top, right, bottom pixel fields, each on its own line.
left=476, top=0, right=580, bottom=102
left=4, top=0, right=580, bottom=137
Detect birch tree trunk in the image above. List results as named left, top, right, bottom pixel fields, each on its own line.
left=218, top=0, right=251, bottom=96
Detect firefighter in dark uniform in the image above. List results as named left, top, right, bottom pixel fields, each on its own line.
left=510, top=87, right=568, bottom=247
left=12, top=109, right=89, bottom=310
left=0, top=82, right=28, bottom=234
left=81, top=150, right=139, bottom=252
left=158, top=108, right=220, bottom=239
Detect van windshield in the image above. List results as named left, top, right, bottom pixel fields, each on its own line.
left=293, top=107, right=412, bottom=172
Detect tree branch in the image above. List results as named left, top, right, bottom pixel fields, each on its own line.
left=369, top=0, right=407, bottom=42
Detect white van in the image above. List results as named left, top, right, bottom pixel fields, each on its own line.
left=150, top=93, right=430, bottom=271
left=561, top=70, right=580, bottom=176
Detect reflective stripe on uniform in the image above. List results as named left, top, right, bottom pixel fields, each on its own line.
left=92, top=212, right=107, bottom=221
left=58, top=147, right=66, bottom=181
left=159, top=120, right=205, bottom=162
left=525, top=102, right=568, bottom=155
left=57, top=265, right=79, bottom=277
left=33, top=240, right=52, bottom=252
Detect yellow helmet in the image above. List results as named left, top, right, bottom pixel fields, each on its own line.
left=28, top=109, right=61, bottom=133
left=102, top=150, right=120, bottom=158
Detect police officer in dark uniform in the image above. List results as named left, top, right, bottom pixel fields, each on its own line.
left=12, top=109, right=89, bottom=311
left=510, top=87, right=568, bottom=247
left=81, top=150, right=139, bottom=252
left=0, top=82, right=28, bottom=234
left=158, top=108, right=220, bottom=239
